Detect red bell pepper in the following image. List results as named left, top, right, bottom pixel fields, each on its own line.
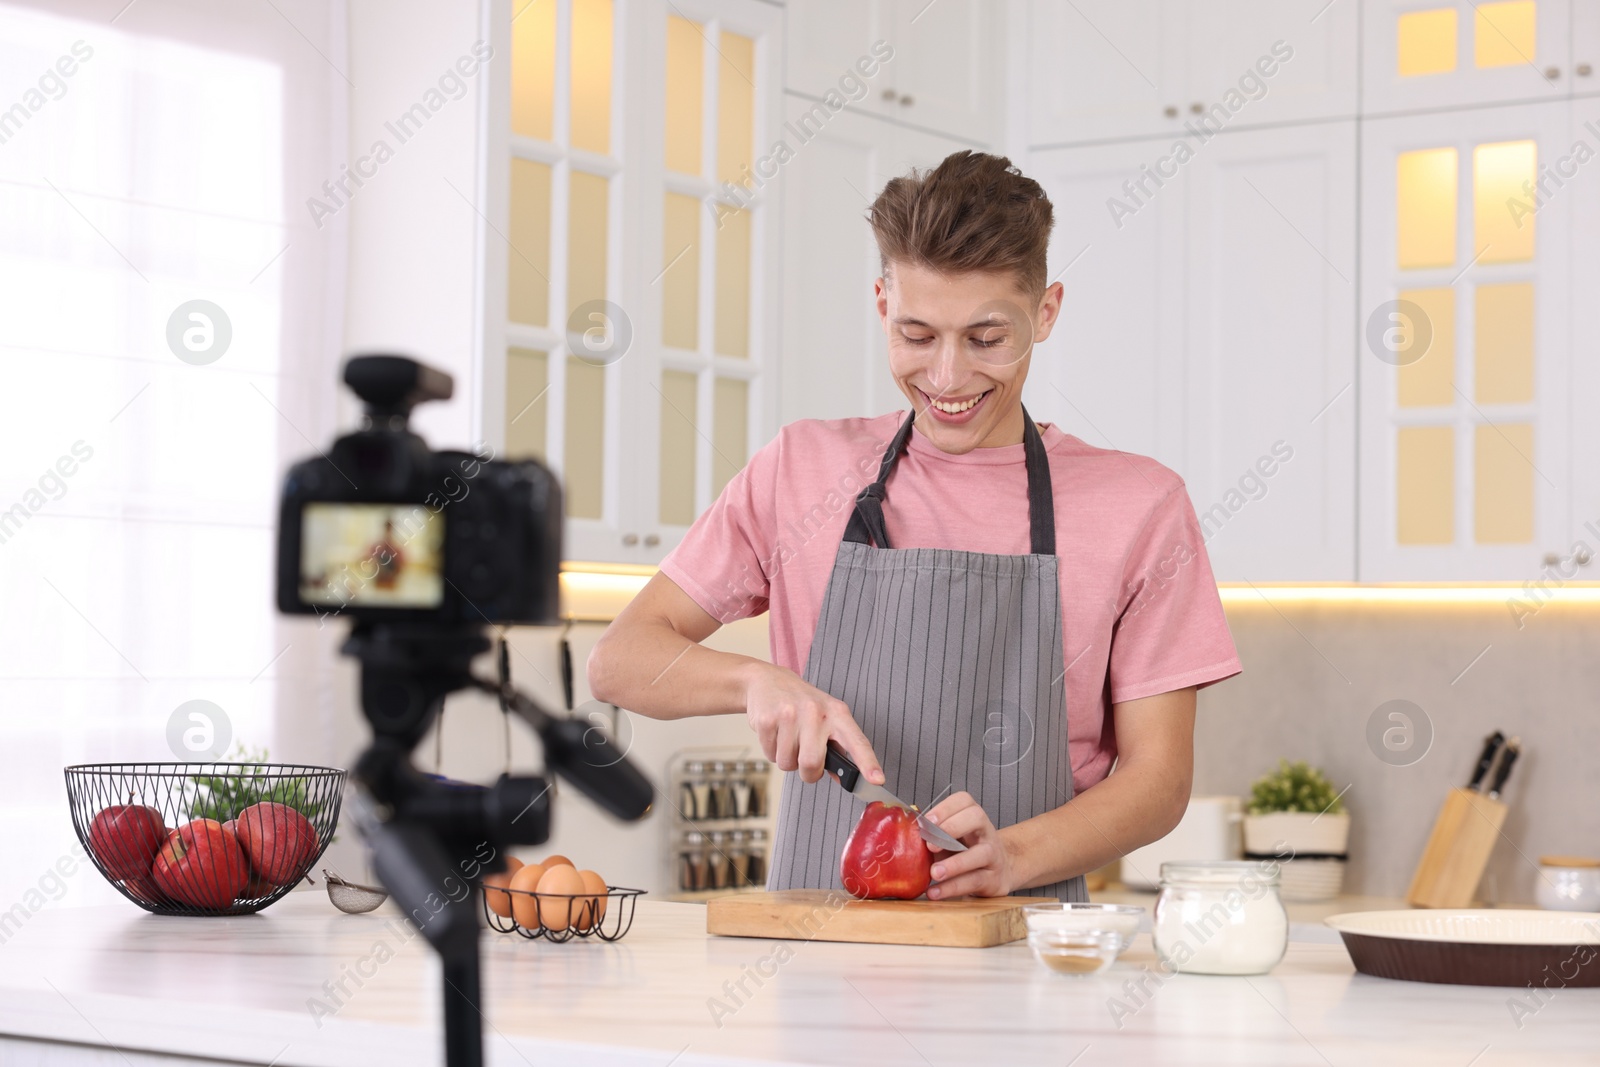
left=840, top=800, right=932, bottom=900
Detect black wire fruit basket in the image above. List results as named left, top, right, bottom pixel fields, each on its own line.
left=64, top=762, right=344, bottom=916
left=483, top=882, right=645, bottom=942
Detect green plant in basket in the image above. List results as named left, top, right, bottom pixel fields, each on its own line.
left=187, top=745, right=329, bottom=825
left=1247, top=759, right=1344, bottom=816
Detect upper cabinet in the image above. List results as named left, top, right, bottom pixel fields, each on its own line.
left=1027, top=0, right=1357, bottom=148
left=487, top=0, right=782, bottom=565
left=783, top=0, right=1002, bottom=145
left=1358, top=101, right=1579, bottom=581
left=1361, top=0, right=1573, bottom=113
left=1027, top=122, right=1358, bottom=582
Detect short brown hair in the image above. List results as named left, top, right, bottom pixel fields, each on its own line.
left=867, top=150, right=1054, bottom=299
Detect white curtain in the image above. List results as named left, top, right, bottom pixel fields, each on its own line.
left=0, top=0, right=349, bottom=910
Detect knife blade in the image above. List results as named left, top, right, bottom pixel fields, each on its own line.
left=822, top=743, right=968, bottom=853
left=1467, top=730, right=1505, bottom=791
left=1487, top=737, right=1521, bottom=799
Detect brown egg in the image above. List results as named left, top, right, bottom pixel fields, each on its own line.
left=577, top=869, right=608, bottom=929
left=541, top=854, right=575, bottom=869
left=535, top=864, right=587, bottom=932
left=482, top=856, right=523, bottom=918
left=508, top=862, right=548, bottom=929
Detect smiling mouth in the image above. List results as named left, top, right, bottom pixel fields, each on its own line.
left=920, top=388, right=992, bottom=418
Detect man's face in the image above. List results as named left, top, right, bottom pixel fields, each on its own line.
left=877, top=262, right=1063, bottom=453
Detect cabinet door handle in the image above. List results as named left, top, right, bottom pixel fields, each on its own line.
left=622, top=533, right=639, bottom=546
left=1578, top=62, right=1593, bottom=77
left=1578, top=548, right=1594, bottom=566
left=1543, top=551, right=1561, bottom=566
left=1164, top=105, right=1179, bottom=118
left=1189, top=102, right=1204, bottom=114
left=881, top=88, right=898, bottom=102
left=1545, top=66, right=1562, bottom=80
left=899, top=94, right=914, bottom=106
left=644, top=533, right=661, bottom=547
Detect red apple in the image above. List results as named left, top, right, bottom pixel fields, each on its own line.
left=123, top=874, right=169, bottom=905
left=234, top=802, right=318, bottom=884
left=238, top=873, right=278, bottom=900
left=152, top=819, right=250, bottom=909
left=88, top=804, right=167, bottom=881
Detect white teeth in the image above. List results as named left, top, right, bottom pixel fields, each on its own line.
left=931, top=392, right=986, bottom=414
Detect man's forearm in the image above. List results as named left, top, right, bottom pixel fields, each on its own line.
left=1001, top=756, right=1190, bottom=891
left=589, top=619, right=761, bottom=721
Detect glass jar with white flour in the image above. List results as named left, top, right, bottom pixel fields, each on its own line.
left=1152, top=860, right=1288, bottom=975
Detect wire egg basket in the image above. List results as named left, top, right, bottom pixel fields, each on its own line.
left=64, top=762, right=344, bottom=916
left=482, top=882, right=645, bottom=942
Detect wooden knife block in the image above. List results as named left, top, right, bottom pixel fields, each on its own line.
left=1406, top=787, right=1508, bottom=908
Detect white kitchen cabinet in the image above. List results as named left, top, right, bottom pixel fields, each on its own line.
left=1358, top=102, right=1574, bottom=580
left=1568, top=102, right=1600, bottom=563
left=1029, top=124, right=1358, bottom=581
left=1575, top=3, right=1600, bottom=97
left=1181, top=121, right=1358, bottom=581
left=777, top=101, right=979, bottom=425
left=783, top=0, right=1001, bottom=145
left=1026, top=0, right=1356, bottom=149
left=1026, top=0, right=1186, bottom=145
left=485, top=0, right=782, bottom=565
left=1023, top=140, right=1187, bottom=470
left=1361, top=0, right=1570, bottom=115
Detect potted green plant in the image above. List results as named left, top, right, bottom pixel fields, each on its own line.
left=1243, top=760, right=1350, bottom=902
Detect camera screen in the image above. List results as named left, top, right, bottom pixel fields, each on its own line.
left=299, top=503, right=445, bottom=608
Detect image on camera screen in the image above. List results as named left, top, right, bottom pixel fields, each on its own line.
left=299, top=502, right=445, bottom=608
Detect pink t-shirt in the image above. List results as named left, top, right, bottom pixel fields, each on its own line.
left=659, top=413, right=1242, bottom=794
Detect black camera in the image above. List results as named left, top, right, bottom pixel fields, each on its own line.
left=275, top=353, right=562, bottom=626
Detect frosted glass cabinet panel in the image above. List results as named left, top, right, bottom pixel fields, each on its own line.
left=1359, top=102, right=1574, bottom=580
left=492, top=0, right=780, bottom=564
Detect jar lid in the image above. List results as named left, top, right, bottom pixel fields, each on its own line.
left=1159, top=860, right=1280, bottom=887
left=685, top=831, right=705, bottom=844
left=686, top=760, right=706, bottom=773
left=709, top=760, right=727, bottom=772
left=1540, top=855, right=1600, bottom=869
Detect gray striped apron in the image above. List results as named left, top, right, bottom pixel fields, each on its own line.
left=770, top=410, right=1088, bottom=902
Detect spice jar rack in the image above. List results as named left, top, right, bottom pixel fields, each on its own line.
left=667, top=746, right=779, bottom=901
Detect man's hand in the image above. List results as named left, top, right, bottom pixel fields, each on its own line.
left=920, top=791, right=1017, bottom=899
left=742, top=663, right=884, bottom=786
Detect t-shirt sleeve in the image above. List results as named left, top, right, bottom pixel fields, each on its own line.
left=1107, top=482, right=1242, bottom=705
left=657, top=434, right=777, bottom=624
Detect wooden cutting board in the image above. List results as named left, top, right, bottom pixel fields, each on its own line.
left=706, top=890, right=1058, bottom=948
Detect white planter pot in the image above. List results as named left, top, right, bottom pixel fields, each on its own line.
left=1244, top=811, right=1350, bottom=902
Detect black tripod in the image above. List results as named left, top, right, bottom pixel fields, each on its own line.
left=345, top=622, right=652, bottom=1067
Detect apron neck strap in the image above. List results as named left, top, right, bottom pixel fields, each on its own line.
left=843, top=407, right=1056, bottom=555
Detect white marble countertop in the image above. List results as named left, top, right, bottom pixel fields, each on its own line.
left=2, top=893, right=1597, bottom=1067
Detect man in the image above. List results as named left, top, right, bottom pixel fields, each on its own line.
left=589, top=151, right=1240, bottom=901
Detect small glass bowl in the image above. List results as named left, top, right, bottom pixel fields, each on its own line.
left=1027, top=929, right=1121, bottom=976
left=1022, top=903, right=1144, bottom=955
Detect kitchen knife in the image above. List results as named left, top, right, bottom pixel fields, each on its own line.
left=1467, top=730, right=1505, bottom=791
left=1487, top=738, right=1521, bottom=799
left=822, top=743, right=968, bottom=852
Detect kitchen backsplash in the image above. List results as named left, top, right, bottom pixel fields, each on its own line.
left=282, top=586, right=1600, bottom=904
left=1196, top=596, right=1600, bottom=904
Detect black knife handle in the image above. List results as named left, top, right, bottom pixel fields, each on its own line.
left=1488, top=741, right=1521, bottom=798
left=823, top=742, right=859, bottom=791
left=1468, top=731, right=1504, bottom=790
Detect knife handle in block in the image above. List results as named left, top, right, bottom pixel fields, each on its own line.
left=1406, top=787, right=1508, bottom=908
left=823, top=743, right=860, bottom=791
